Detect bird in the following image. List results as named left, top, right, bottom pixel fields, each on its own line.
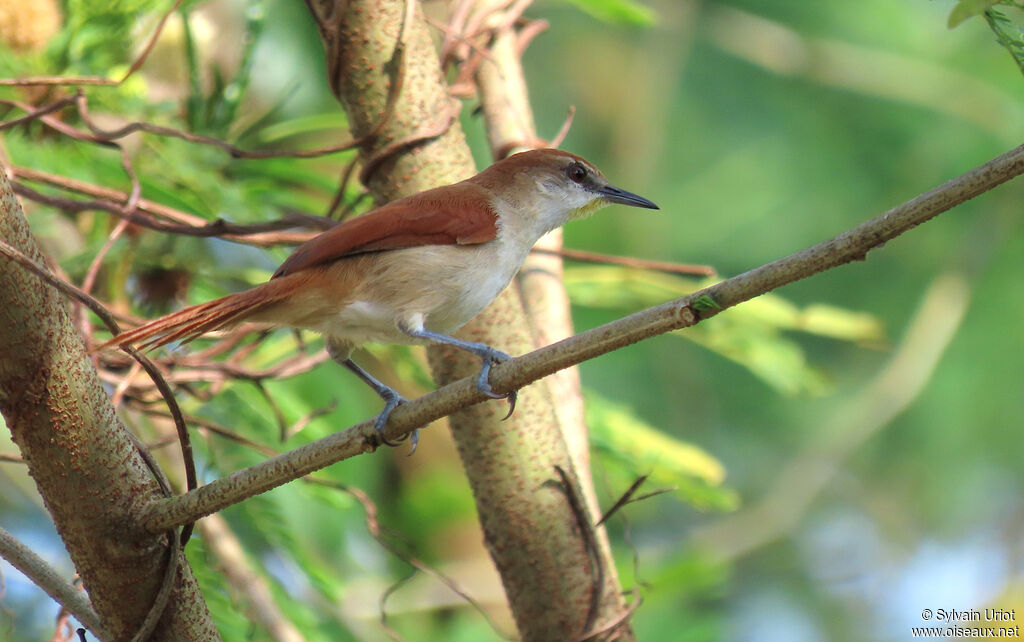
left=96, top=148, right=659, bottom=449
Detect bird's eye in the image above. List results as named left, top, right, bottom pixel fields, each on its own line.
left=567, top=162, right=588, bottom=183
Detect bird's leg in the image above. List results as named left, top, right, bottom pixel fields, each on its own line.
left=326, top=340, right=416, bottom=452
left=399, top=326, right=517, bottom=419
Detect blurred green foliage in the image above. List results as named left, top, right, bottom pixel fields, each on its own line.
left=948, top=0, right=1005, bottom=28
left=2, top=0, right=1024, bottom=640
left=556, top=0, right=656, bottom=26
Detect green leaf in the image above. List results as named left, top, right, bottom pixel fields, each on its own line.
left=692, top=294, right=720, bottom=312
left=682, top=319, right=830, bottom=396
left=258, top=114, right=351, bottom=143
left=729, top=297, right=885, bottom=343
left=586, top=393, right=738, bottom=511
left=563, top=265, right=703, bottom=310
left=556, top=0, right=656, bottom=26
left=948, top=0, right=1003, bottom=28
left=984, top=8, right=1024, bottom=79
left=563, top=266, right=884, bottom=395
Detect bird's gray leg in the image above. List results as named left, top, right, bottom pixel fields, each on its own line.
left=398, top=325, right=517, bottom=419
left=326, top=339, right=416, bottom=452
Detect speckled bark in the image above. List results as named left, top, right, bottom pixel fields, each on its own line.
left=0, top=173, right=218, bottom=640
left=303, top=1, right=607, bottom=638
left=475, top=25, right=635, bottom=639
left=305, top=0, right=476, bottom=195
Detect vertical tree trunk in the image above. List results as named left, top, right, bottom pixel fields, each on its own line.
left=474, top=20, right=634, bottom=640
left=303, top=1, right=633, bottom=638
left=0, top=172, right=219, bottom=640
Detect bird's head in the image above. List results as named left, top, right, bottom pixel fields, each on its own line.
left=473, top=149, right=659, bottom=229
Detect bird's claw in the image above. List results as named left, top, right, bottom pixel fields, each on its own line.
left=371, top=392, right=418, bottom=454
left=500, top=390, right=517, bottom=419
left=475, top=350, right=517, bottom=420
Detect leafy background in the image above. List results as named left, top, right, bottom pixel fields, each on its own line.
left=2, top=0, right=1024, bottom=640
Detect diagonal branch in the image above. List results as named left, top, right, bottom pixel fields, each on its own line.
left=137, top=137, right=1024, bottom=534
left=0, top=527, right=107, bottom=639
left=9, top=166, right=327, bottom=244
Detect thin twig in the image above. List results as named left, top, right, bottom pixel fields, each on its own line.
left=129, top=529, right=181, bottom=642
left=124, top=0, right=187, bottom=83
left=552, top=465, right=604, bottom=638
left=324, top=157, right=364, bottom=219
left=77, top=148, right=139, bottom=342
left=514, top=18, right=549, bottom=56
left=0, top=527, right=107, bottom=639
left=0, top=95, right=79, bottom=131
left=595, top=474, right=649, bottom=527
left=307, top=479, right=516, bottom=640
left=579, top=589, right=643, bottom=642
left=11, top=181, right=320, bottom=244
left=548, top=105, right=575, bottom=149
left=137, top=405, right=277, bottom=456
left=74, top=91, right=364, bottom=160
left=50, top=610, right=75, bottom=642
left=0, top=97, right=109, bottom=144
left=358, top=100, right=461, bottom=184
left=11, top=165, right=321, bottom=234
left=533, top=246, right=715, bottom=277
left=0, top=76, right=117, bottom=87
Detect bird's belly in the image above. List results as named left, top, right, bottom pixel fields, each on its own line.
left=320, top=300, right=418, bottom=346
left=422, top=250, right=520, bottom=334
left=312, top=243, right=524, bottom=345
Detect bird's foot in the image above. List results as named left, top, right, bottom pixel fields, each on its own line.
left=474, top=347, right=517, bottom=420
left=394, top=327, right=519, bottom=420
left=371, top=389, right=418, bottom=455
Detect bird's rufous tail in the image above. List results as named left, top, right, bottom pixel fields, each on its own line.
left=93, top=278, right=296, bottom=353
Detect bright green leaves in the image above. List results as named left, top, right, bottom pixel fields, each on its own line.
left=983, top=8, right=1024, bottom=77
left=948, top=0, right=1024, bottom=78
left=181, top=0, right=266, bottom=136
left=948, top=0, right=1004, bottom=28
left=555, top=0, right=656, bottom=27
left=691, top=294, right=720, bottom=313
left=564, top=266, right=884, bottom=396
left=587, top=393, right=738, bottom=512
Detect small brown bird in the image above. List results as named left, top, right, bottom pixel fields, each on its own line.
left=98, top=149, right=658, bottom=447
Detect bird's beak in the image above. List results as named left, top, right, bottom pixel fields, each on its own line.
left=596, top=184, right=659, bottom=210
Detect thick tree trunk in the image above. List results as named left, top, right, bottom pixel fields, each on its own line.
left=0, top=172, right=218, bottom=640
left=474, top=20, right=634, bottom=640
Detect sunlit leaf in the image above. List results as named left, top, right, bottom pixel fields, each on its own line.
left=733, top=297, right=884, bottom=343
left=563, top=265, right=703, bottom=309
left=984, top=8, right=1024, bottom=78
left=948, top=0, right=1002, bottom=28
left=692, top=294, right=721, bottom=312
left=587, top=393, right=738, bottom=511
left=682, top=320, right=829, bottom=396
left=564, top=266, right=884, bottom=394
left=556, top=0, right=656, bottom=26
left=258, top=114, right=351, bottom=143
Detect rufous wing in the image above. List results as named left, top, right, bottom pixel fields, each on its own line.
left=273, top=182, right=499, bottom=278
left=94, top=182, right=498, bottom=353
